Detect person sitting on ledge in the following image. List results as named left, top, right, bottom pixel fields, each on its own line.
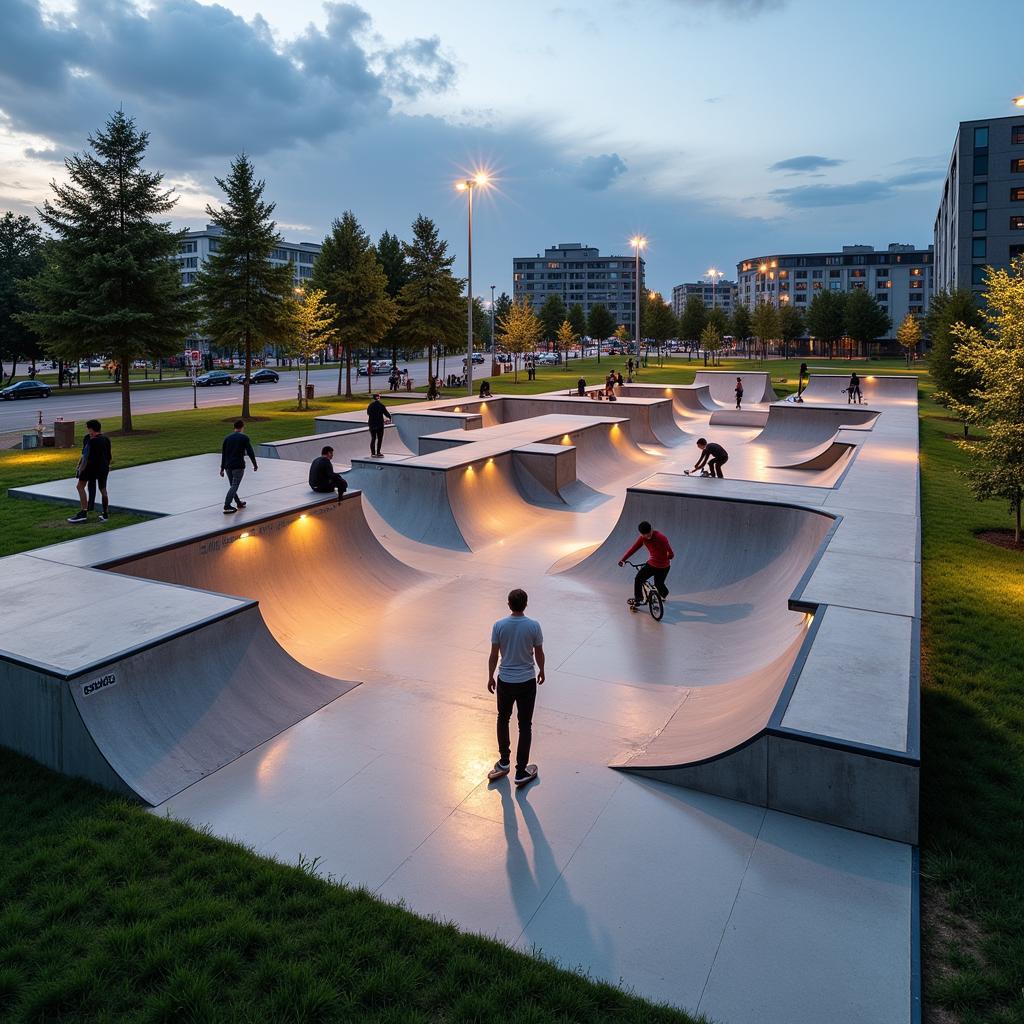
left=479, top=379, right=492, bottom=398
left=577, top=377, right=586, bottom=397
left=308, top=445, right=348, bottom=502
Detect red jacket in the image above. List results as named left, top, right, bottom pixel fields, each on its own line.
left=621, top=531, right=674, bottom=569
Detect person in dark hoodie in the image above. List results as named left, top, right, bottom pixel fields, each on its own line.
left=220, top=419, right=258, bottom=513
left=308, top=446, right=348, bottom=502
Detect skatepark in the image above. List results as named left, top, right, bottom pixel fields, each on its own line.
left=0, top=371, right=920, bottom=1023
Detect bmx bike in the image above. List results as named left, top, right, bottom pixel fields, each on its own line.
left=623, top=560, right=665, bottom=621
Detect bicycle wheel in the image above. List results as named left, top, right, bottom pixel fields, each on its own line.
left=647, top=589, right=664, bottom=621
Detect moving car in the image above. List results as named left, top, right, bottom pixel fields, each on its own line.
left=0, top=380, right=52, bottom=400
left=357, top=360, right=394, bottom=377
left=194, top=370, right=233, bottom=387
left=232, top=369, right=280, bottom=385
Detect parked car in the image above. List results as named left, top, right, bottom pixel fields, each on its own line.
left=357, top=360, right=393, bottom=377
left=232, top=369, right=280, bottom=385
left=472, top=352, right=485, bottom=364
left=0, top=379, right=51, bottom=400
left=195, top=370, right=233, bottom=387
left=536, top=353, right=560, bottom=365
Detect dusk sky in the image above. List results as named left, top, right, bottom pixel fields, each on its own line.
left=1, top=0, right=1021, bottom=297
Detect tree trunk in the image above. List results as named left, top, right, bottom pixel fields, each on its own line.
left=345, top=346, right=352, bottom=399
left=118, top=354, right=134, bottom=433
left=337, top=347, right=344, bottom=397
left=241, top=332, right=252, bottom=419
left=1017, top=499, right=1021, bottom=545
left=9, top=355, right=18, bottom=383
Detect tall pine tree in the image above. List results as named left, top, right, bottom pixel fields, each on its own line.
left=0, top=212, right=44, bottom=381
left=22, top=111, right=191, bottom=431
left=376, top=229, right=409, bottom=365
left=397, top=216, right=463, bottom=387
left=312, top=212, right=396, bottom=398
left=194, top=154, right=294, bottom=418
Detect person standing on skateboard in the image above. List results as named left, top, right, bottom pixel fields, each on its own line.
left=619, top=520, right=674, bottom=610
left=487, top=588, right=545, bottom=787
left=734, top=377, right=744, bottom=409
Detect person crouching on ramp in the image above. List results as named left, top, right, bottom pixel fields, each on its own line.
left=694, top=437, right=729, bottom=478
left=619, top=521, right=674, bottom=611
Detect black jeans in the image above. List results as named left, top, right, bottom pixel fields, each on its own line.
left=369, top=426, right=384, bottom=455
left=707, top=455, right=727, bottom=478
left=496, top=679, right=537, bottom=773
left=635, top=565, right=669, bottom=604
left=735, top=393, right=743, bottom=408
left=313, top=475, right=347, bottom=500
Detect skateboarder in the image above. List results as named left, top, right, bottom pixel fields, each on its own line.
left=308, top=445, right=348, bottom=501
left=366, top=393, right=392, bottom=457
left=487, top=588, right=545, bottom=787
left=618, top=520, right=674, bottom=610
left=734, top=377, right=744, bottom=409
left=847, top=372, right=862, bottom=404
left=796, top=362, right=808, bottom=402
left=693, top=437, right=729, bottom=478
left=67, top=419, right=112, bottom=524
left=220, top=419, right=258, bottom=514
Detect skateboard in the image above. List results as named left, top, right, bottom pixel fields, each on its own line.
left=683, top=469, right=711, bottom=477
left=515, top=765, right=539, bottom=788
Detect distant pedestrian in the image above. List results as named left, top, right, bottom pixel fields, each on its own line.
left=487, top=588, right=544, bottom=788
left=734, top=376, right=744, bottom=409
left=797, top=362, right=808, bottom=402
left=220, top=419, right=258, bottom=514
left=577, top=376, right=586, bottom=397
left=67, top=419, right=112, bottom=524
left=627, top=357, right=634, bottom=376
left=616, top=371, right=624, bottom=386
left=848, top=372, right=862, bottom=404
left=367, top=393, right=392, bottom=457
left=308, top=445, right=348, bottom=502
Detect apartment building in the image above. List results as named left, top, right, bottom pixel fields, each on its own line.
left=512, top=242, right=646, bottom=333
left=934, top=113, right=1024, bottom=294
left=175, top=224, right=321, bottom=287
left=736, top=243, right=933, bottom=333
left=671, top=279, right=737, bottom=318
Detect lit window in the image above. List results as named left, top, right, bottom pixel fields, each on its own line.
left=1012, top=159, right=1024, bottom=173
left=1013, top=126, right=1024, bottom=145
left=1011, top=216, right=1024, bottom=230
left=1013, top=188, right=1024, bottom=202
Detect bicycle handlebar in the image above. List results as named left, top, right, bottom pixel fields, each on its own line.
left=623, top=560, right=644, bottom=570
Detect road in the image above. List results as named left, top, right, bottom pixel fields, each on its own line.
left=0, top=360, right=441, bottom=434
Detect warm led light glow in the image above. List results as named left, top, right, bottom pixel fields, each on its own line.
left=474, top=172, right=490, bottom=187
left=487, top=457, right=494, bottom=464
left=299, top=513, right=307, bottom=520
left=562, top=434, right=572, bottom=444
left=630, top=235, right=647, bottom=249
left=454, top=406, right=461, bottom=412
left=1014, top=95, right=1024, bottom=107
left=759, top=263, right=768, bottom=273
left=455, top=181, right=467, bottom=191
left=239, top=532, right=250, bottom=540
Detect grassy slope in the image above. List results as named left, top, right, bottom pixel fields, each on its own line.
left=2, top=356, right=1019, bottom=1021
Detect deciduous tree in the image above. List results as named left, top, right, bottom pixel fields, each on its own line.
left=643, top=292, right=677, bottom=364
left=927, top=290, right=984, bottom=435
left=778, top=304, right=804, bottom=359
left=751, top=301, right=778, bottom=362
left=288, top=287, right=338, bottom=408
left=950, top=257, right=1024, bottom=541
left=22, top=111, right=192, bottom=430
left=844, top=289, right=890, bottom=357
left=539, top=294, right=567, bottom=345
left=896, top=313, right=922, bottom=366
left=700, top=321, right=723, bottom=366
left=568, top=303, right=587, bottom=349
left=805, top=290, right=847, bottom=359
left=730, top=304, right=752, bottom=357
left=679, top=295, right=707, bottom=346
left=497, top=296, right=541, bottom=383
left=555, top=319, right=577, bottom=366
left=587, top=303, right=615, bottom=364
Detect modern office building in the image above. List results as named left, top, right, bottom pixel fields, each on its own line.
left=736, top=243, right=934, bottom=333
left=175, top=224, right=321, bottom=288
left=934, top=114, right=1024, bottom=295
left=671, top=279, right=737, bottom=318
left=512, top=242, right=646, bottom=332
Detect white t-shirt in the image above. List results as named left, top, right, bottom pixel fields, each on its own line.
left=491, top=614, right=543, bottom=683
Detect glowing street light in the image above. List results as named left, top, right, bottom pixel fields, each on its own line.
left=455, top=171, right=493, bottom=395
left=1013, top=95, right=1024, bottom=107
left=706, top=267, right=724, bottom=312
left=630, top=235, right=647, bottom=357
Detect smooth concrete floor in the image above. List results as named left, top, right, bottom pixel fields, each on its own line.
left=152, top=424, right=914, bottom=1024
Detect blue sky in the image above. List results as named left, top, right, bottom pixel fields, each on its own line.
left=0, top=0, right=1021, bottom=296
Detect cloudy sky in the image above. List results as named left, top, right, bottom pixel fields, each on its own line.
left=1, top=0, right=1020, bottom=296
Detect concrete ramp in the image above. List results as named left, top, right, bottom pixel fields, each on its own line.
left=616, top=383, right=718, bottom=417
left=800, top=373, right=918, bottom=404
left=561, top=485, right=834, bottom=797
left=693, top=370, right=778, bottom=406
left=753, top=402, right=878, bottom=447
left=260, top=423, right=412, bottom=466
left=0, top=553, right=357, bottom=805
left=767, top=440, right=855, bottom=471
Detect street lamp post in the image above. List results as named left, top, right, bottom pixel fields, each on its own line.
left=630, top=235, right=646, bottom=360
left=456, top=173, right=490, bottom=396
left=490, top=284, right=496, bottom=361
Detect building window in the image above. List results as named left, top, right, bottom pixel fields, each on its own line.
left=795, top=270, right=807, bottom=279
left=829, top=270, right=841, bottom=278
left=1012, top=216, right=1024, bottom=230
left=1013, top=126, right=1024, bottom=145
left=973, top=210, right=987, bottom=231
left=974, top=182, right=988, bottom=202
left=974, top=154, right=989, bottom=175
left=910, top=279, right=925, bottom=288
left=850, top=269, right=865, bottom=278
left=813, top=281, right=823, bottom=290
left=179, top=256, right=198, bottom=269
left=909, top=305, right=923, bottom=314
left=812, top=270, right=823, bottom=279
left=829, top=281, right=842, bottom=290
left=1013, top=188, right=1024, bottom=202
left=974, top=126, right=989, bottom=148
left=179, top=241, right=197, bottom=254
left=876, top=269, right=889, bottom=278
left=876, top=292, right=889, bottom=301
left=1012, top=245, right=1024, bottom=258
left=299, top=251, right=316, bottom=264
left=972, top=266, right=986, bottom=286
left=1012, top=159, right=1024, bottom=173
left=972, top=239, right=986, bottom=259
left=208, top=239, right=220, bottom=252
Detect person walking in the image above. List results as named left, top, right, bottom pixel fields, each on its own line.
left=67, top=419, right=112, bottom=524
left=734, top=376, right=744, bottom=409
left=487, top=588, right=544, bottom=787
left=308, top=445, right=348, bottom=501
left=220, top=419, right=258, bottom=514
left=848, top=372, right=862, bottom=404
left=618, top=520, right=674, bottom=611
left=797, top=362, right=808, bottom=402
left=366, top=393, right=392, bottom=457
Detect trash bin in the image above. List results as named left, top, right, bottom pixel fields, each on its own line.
left=22, top=433, right=40, bottom=450
left=305, top=384, right=315, bottom=400
left=53, top=420, right=75, bottom=448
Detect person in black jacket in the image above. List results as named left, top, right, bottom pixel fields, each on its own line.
left=366, top=394, right=392, bottom=457
left=220, top=419, right=258, bottom=513
left=67, top=419, right=112, bottom=523
left=693, top=437, right=729, bottom=478
left=308, top=446, right=348, bottom=502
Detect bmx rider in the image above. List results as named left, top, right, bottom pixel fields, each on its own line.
left=619, top=520, right=674, bottom=611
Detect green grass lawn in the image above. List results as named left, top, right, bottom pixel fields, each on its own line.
left=1, top=355, right=1020, bottom=1022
